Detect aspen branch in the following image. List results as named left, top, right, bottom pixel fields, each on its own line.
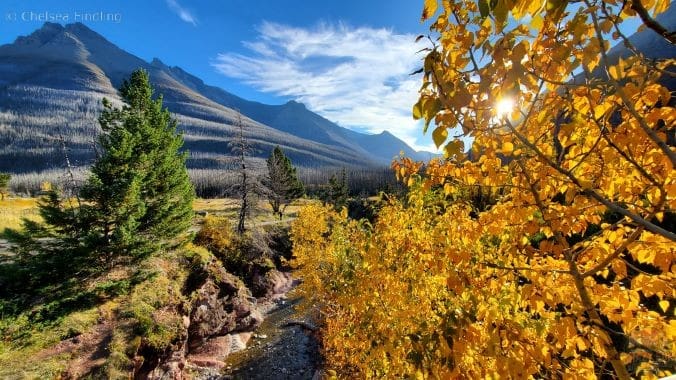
left=629, top=0, right=676, bottom=44
left=586, top=0, right=676, bottom=168
left=505, top=119, right=676, bottom=242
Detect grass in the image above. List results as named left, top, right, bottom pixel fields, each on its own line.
left=0, top=197, right=311, bottom=235
left=0, top=251, right=193, bottom=378
left=0, top=197, right=40, bottom=233
left=0, top=304, right=101, bottom=379
left=193, top=197, right=314, bottom=224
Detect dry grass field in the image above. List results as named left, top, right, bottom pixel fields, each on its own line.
left=0, top=197, right=41, bottom=233
left=0, top=197, right=314, bottom=234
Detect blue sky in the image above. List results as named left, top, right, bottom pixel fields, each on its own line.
left=0, top=0, right=437, bottom=150
left=0, top=1, right=648, bottom=152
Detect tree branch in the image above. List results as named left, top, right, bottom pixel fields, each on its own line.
left=629, top=0, right=676, bottom=44
left=587, top=0, right=676, bottom=168
left=505, top=119, right=676, bottom=242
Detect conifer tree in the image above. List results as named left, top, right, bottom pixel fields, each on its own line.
left=8, top=69, right=194, bottom=267
left=263, top=146, right=304, bottom=219
left=0, top=173, right=10, bottom=200
left=326, top=168, right=348, bottom=211
left=80, top=69, right=195, bottom=259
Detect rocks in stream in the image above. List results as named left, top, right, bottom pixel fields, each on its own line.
left=146, top=265, right=297, bottom=380
left=188, top=266, right=262, bottom=350
left=252, top=270, right=295, bottom=300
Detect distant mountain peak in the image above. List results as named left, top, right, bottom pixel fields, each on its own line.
left=151, top=57, right=167, bottom=67
left=64, top=22, right=93, bottom=32
left=285, top=100, right=306, bottom=109
left=13, top=22, right=64, bottom=46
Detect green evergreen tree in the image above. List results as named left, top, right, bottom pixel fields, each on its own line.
left=0, top=173, right=10, bottom=200
left=8, top=69, right=194, bottom=267
left=327, top=168, right=348, bottom=211
left=80, top=69, right=194, bottom=260
left=263, top=146, right=304, bottom=219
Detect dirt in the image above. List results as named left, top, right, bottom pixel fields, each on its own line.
left=35, top=320, right=113, bottom=378
left=218, top=297, right=320, bottom=380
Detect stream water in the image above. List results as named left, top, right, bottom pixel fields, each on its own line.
left=221, top=297, right=320, bottom=379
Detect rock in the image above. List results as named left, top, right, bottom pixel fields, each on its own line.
left=230, top=332, right=252, bottom=353
left=237, top=308, right=263, bottom=332
left=187, top=266, right=259, bottom=351
left=147, top=350, right=186, bottom=380
left=187, top=356, right=226, bottom=369
left=252, top=270, right=295, bottom=299
left=188, top=335, right=232, bottom=361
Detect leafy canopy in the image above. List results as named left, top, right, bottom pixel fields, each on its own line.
left=292, top=0, right=675, bottom=378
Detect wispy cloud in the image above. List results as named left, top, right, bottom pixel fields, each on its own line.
left=212, top=22, right=435, bottom=152
left=166, top=0, right=197, bottom=26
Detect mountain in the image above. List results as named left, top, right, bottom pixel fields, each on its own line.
left=147, top=58, right=431, bottom=162
left=0, top=22, right=430, bottom=175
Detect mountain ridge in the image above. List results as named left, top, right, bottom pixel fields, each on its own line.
left=0, top=22, right=431, bottom=175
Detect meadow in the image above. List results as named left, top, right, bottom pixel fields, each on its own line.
left=0, top=196, right=309, bottom=234
left=0, top=197, right=41, bottom=233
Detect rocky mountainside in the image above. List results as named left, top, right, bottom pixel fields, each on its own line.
left=0, top=22, right=430, bottom=174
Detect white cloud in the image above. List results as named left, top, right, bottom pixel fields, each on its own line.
left=166, top=0, right=197, bottom=26
left=212, top=22, right=436, bottom=152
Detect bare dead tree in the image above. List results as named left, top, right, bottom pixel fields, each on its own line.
left=56, top=126, right=82, bottom=209
left=229, top=111, right=264, bottom=234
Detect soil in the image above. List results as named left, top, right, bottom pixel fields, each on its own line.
left=35, top=320, right=113, bottom=378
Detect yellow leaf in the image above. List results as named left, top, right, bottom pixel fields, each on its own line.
left=421, top=0, right=438, bottom=21
left=531, top=15, right=544, bottom=30
left=443, top=183, right=453, bottom=195
left=443, top=140, right=464, bottom=158
left=413, top=99, right=423, bottom=120
left=593, top=102, right=613, bottom=119
left=501, top=141, right=514, bottom=155
left=433, top=126, right=448, bottom=148
left=659, top=300, right=669, bottom=312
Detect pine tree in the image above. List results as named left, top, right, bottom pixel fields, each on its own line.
left=8, top=69, right=195, bottom=267
left=79, top=69, right=195, bottom=260
left=0, top=173, right=10, bottom=200
left=326, top=168, right=348, bottom=211
left=263, top=146, right=304, bottom=219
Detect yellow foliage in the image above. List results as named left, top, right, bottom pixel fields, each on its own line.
left=291, top=0, right=675, bottom=378
left=194, top=215, right=236, bottom=254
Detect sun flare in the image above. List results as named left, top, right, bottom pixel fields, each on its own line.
left=495, top=98, right=515, bottom=118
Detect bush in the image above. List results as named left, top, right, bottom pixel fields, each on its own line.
left=194, top=215, right=239, bottom=265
